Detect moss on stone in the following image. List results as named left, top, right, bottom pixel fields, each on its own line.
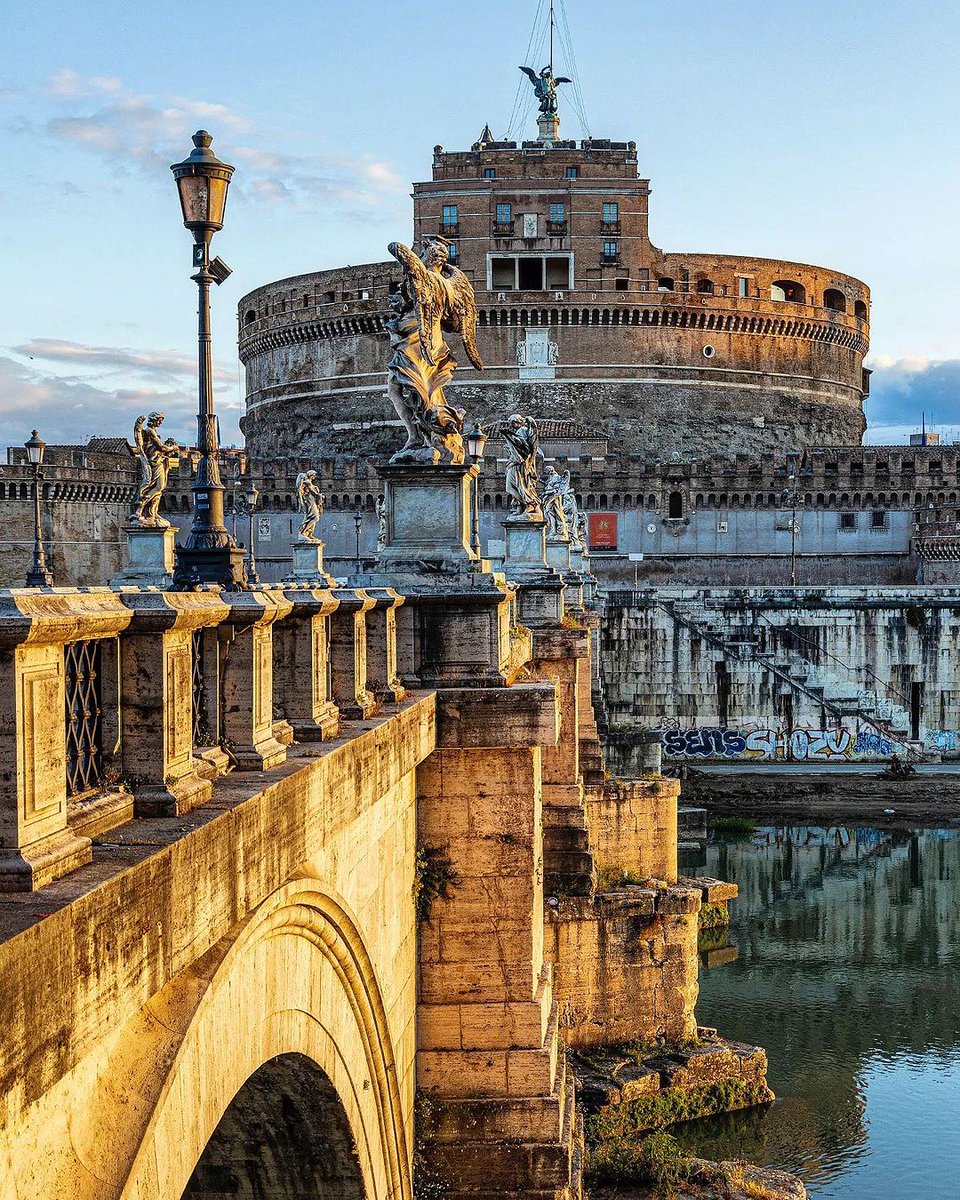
left=587, top=1129, right=693, bottom=1192
left=589, top=1077, right=774, bottom=1140
left=698, top=902, right=731, bottom=931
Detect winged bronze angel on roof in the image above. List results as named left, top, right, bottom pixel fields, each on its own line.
left=385, top=236, right=483, bottom=465
left=519, top=65, right=572, bottom=116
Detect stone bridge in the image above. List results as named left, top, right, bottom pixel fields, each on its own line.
left=0, top=492, right=703, bottom=1199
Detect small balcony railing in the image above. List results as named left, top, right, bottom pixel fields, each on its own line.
left=546, top=220, right=568, bottom=235
left=601, top=220, right=622, bottom=233
left=600, top=253, right=620, bottom=266
left=439, top=222, right=459, bottom=236
left=492, top=221, right=515, bottom=236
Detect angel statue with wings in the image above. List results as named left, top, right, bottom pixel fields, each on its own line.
left=296, top=470, right=325, bottom=542
left=519, top=65, right=572, bottom=116
left=541, top=465, right=571, bottom=540
left=503, top=413, right=544, bottom=519
left=385, top=236, right=483, bottom=465
left=131, top=412, right=179, bottom=527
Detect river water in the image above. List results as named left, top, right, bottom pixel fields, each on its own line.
left=675, top=824, right=960, bottom=1199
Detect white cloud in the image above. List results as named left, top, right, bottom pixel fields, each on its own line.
left=40, top=72, right=406, bottom=221
left=14, top=338, right=233, bottom=386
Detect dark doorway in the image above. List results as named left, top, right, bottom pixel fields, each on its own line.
left=668, top=491, right=684, bottom=519
left=911, top=682, right=924, bottom=741
left=518, top=257, right=544, bottom=290
left=182, top=1053, right=366, bottom=1199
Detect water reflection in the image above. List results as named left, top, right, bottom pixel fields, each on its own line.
left=675, top=825, right=960, bottom=1199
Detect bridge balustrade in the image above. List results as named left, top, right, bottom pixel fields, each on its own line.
left=0, top=583, right=387, bottom=891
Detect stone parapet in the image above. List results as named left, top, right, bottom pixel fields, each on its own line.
left=274, top=585, right=342, bottom=741
left=0, top=589, right=133, bottom=891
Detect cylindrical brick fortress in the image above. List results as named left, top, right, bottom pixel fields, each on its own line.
left=239, top=136, right=869, bottom=461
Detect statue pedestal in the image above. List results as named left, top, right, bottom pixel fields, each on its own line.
left=351, top=462, right=517, bottom=688
left=502, top=517, right=565, bottom=628
left=111, top=523, right=177, bottom=588
left=537, top=112, right=560, bottom=145
left=377, top=461, right=477, bottom=566
left=289, top=539, right=335, bottom=585
left=545, top=536, right=572, bottom=572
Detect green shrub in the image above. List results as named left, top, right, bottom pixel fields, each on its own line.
left=587, top=1130, right=692, bottom=1191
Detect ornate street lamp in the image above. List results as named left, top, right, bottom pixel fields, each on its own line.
left=24, top=430, right=53, bottom=587
left=170, top=130, right=245, bottom=588
left=353, top=510, right=364, bottom=574
left=242, top=474, right=260, bottom=586
left=465, top=421, right=488, bottom=562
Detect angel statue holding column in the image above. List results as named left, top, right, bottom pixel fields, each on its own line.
left=385, top=236, right=483, bottom=465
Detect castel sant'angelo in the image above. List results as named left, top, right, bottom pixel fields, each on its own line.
left=238, top=81, right=870, bottom=465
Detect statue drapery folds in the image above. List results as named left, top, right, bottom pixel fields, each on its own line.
left=385, top=237, right=483, bottom=465
left=131, top=412, right=179, bottom=527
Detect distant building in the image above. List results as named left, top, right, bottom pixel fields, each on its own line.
left=238, top=115, right=870, bottom=464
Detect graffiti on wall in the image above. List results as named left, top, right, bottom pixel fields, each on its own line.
left=661, top=724, right=854, bottom=761
left=652, top=714, right=960, bottom=761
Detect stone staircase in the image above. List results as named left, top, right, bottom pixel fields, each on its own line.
left=661, top=598, right=926, bottom=759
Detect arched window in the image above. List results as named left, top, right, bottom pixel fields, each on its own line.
left=696, top=279, right=714, bottom=294
left=771, top=280, right=806, bottom=303
left=482, top=494, right=492, bottom=511
left=668, top=490, right=684, bottom=519
left=854, top=299, right=868, bottom=320
left=243, top=309, right=257, bottom=325
left=823, top=288, right=846, bottom=312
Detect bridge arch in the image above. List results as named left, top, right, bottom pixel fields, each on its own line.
left=120, top=878, right=413, bottom=1200
left=5, top=877, right=413, bottom=1200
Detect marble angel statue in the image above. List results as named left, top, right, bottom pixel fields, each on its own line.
left=131, top=412, right=179, bottom=527
left=540, top=466, right=570, bottom=539
left=385, top=236, right=483, bottom=464
left=295, top=470, right=325, bottom=541
left=503, top=413, right=544, bottom=519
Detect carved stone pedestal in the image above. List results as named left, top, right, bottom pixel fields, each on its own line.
left=502, top=517, right=565, bottom=629
left=289, top=539, right=336, bottom=585
left=352, top=462, right=519, bottom=689
left=111, top=523, right=178, bottom=588
left=545, top=535, right=571, bottom=573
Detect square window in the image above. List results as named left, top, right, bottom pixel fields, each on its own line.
left=565, top=166, right=578, bottom=179
left=839, top=512, right=857, bottom=531
left=602, top=202, right=619, bottom=223
left=871, top=510, right=887, bottom=529
left=483, top=167, right=496, bottom=180
left=615, top=278, right=629, bottom=291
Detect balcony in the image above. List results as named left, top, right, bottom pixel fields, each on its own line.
left=546, top=220, right=568, bottom=235
left=439, top=222, right=459, bottom=237
left=601, top=220, right=622, bottom=234
left=600, top=254, right=620, bottom=266
left=492, top=221, right=515, bottom=236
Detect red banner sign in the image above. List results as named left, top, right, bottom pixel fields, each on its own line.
left=588, top=512, right=618, bottom=551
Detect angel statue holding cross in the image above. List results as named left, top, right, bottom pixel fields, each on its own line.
left=385, top=236, right=483, bottom=465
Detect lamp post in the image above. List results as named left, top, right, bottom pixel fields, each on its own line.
left=465, top=421, right=488, bottom=563
left=784, top=450, right=803, bottom=587
left=170, top=130, right=245, bottom=588
left=24, top=430, right=53, bottom=587
left=242, top=474, right=260, bottom=586
left=353, top=510, right=363, bottom=574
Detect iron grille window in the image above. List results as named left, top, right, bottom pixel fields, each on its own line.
left=192, top=629, right=208, bottom=745
left=65, top=639, right=104, bottom=796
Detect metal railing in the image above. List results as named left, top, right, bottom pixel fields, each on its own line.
left=65, top=639, right=105, bottom=796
